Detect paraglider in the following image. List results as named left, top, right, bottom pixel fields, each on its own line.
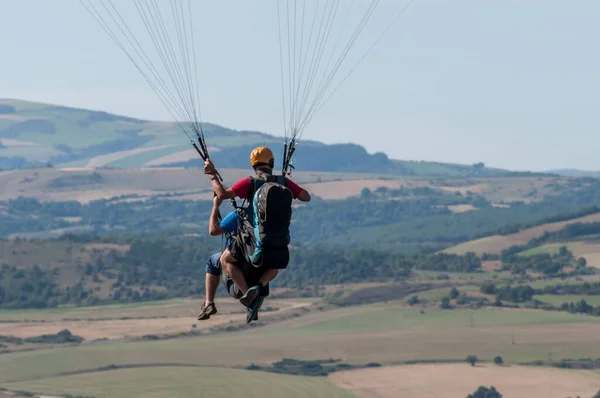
left=78, top=0, right=416, bottom=322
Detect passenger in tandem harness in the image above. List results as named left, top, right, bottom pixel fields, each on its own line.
left=203, top=146, right=311, bottom=322
left=197, top=195, right=268, bottom=322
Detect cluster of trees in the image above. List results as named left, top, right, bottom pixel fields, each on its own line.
left=246, top=358, right=360, bottom=377
left=531, top=221, right=600, bottom=246
left=499, top=246, right=588, bottom=277
left=467, top=386, right=502, bottom=398
left=0, top=264, right=62, bottom=309
left=480, top=279, right=600, bottom=308
left=415, top=252, right=481, bottom=272
left=478, top=281, right=600, bottom=318
left=0, top=329, right=82, bottom=345
left=559, top=300, right=600, bottom=316
left=479, top=283, right=535, bottom=303
left=538, top=282, right=600, bottom=295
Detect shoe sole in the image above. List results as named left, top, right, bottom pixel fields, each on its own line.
left=239, top=287, right=260, bottom=307
left=246, top=296, right=264, bottom=324
left=197, top=307, right=217, bottom=320
left=246, top=311, right=258, bottom=322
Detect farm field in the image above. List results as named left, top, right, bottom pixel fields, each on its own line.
left=517, top=242, right=600, bottom=269
left=329, top=363, right=600, bottom=398
left=0, top=167, right=575, bottom=203
left=535, top=294, right=600, bottom=306
left=3, top=304, right=600, bottom=389
left=443, top=212, right=600, bottom=256
left=0, top=297, right=316, bottom=340
left=411, top=285, right=481, bottom=302
left=528, top=276, right=600, bottom=289
left=2, top=366, right=354, bottom=398
left=412, top=270, right=502, bottom=281
left=0, top=167, right=354, bottom=203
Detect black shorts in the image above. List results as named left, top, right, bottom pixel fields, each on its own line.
left=230, top=239, right=288, bottom=270
left=254, top=247, right=289, bottom=270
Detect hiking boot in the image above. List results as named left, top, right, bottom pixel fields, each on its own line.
left=239, top=285, right=261, bottom=308
left=246, top=296, right=264, bottom=324
left=197, top=302, right=217, bottom=320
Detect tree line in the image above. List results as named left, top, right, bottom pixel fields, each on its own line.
left=0, top=235, right=418, bottom=309
left=4, top=177, right=600, bottom=254
left=499, top=246, right=589, bottom=277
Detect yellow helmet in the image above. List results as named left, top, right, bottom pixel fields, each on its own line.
left=250, top=146, right=274, bottom=167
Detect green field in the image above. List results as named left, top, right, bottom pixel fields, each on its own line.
left=535, top=294, right=600, bottom=306
left=411, top=286, right=480, bottom=302
left=280, top=307, right=600, bottom=336
left=2, top=367, right=354, bottom=398
left=528, top=277, right=600, bottom=289
left=412, top=270, right=500, bottom=281
left=104, top=144, right=189, bottom=168
left=517, top=244, right=564, bottom=256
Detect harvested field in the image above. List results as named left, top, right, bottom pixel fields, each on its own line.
left=301, top=179, right=417, bottom=199
left=448, top=204, right=476, bottom=213
left=0, top=168, right=366, bottom=202
left=481, top=260, right=501, bottom=272
left=329, top=363, right=600, bottom=398
left=444, top=212, right=600, bottom=256
left=438, top=183, right=488, bottom=195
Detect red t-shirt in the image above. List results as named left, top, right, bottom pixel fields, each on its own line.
left=231, top=177, right=304, bottom=200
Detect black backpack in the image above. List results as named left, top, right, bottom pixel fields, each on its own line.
left=247, top=170, right=293, bottom=266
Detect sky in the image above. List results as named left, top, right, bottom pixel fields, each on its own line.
left=1, top=0, right=599, bottom=172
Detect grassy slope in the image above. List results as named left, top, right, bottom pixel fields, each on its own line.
left=3, top=367, right=354, bottom=398
left=0, top=99, right=280, bottom=168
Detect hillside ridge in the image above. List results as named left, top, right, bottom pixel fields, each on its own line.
left=0, top=98, right=548, bottom=178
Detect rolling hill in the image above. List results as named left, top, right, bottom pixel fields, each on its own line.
left=0, top=98, right=545, bottom=178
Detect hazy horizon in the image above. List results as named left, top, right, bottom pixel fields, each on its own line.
left=2, top=0, right=599, bottom=172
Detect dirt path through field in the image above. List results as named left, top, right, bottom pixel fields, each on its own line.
left=329, top=363, right=600, bottom=398
left=0, top=300, right=312, bottom=341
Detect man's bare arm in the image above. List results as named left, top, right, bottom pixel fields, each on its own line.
left=297, top=189, right=311, bottom=202
left=208, top=197, right=225, bottom=236
left=205, top=159, right=236, bottom=200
